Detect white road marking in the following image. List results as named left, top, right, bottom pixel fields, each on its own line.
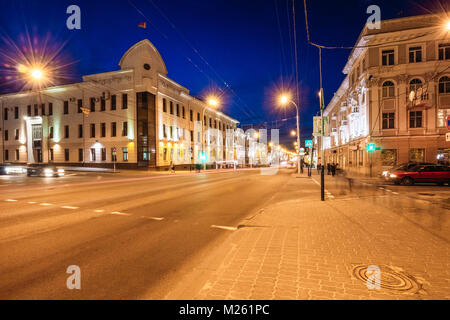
left=392, top=192, right=399, bottom=195
left=142, top=216, right=165, bottom=221
left=211, top=225, right=238, bottom=231
left=5, top=199, right=18, bottom=202
left=110, top=211, right=131, bottom=216
left=61, top=206, right=79, bottom=210
left=385, top=189, right=393, bottom=192
left=28, top=201, right=37, bottom=204
left=40, top=203, right=53, bottom=206
left=94, top=209, right=105, bottom=213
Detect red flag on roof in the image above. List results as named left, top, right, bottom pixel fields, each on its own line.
left=138, top=22, right=147, bottom=29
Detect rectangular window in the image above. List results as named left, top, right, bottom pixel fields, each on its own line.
left=49, top=127, right=54, bottom=139
left=14, top=107, right=19, bottom=119
left=409, top=111, right=423, bottom=128
left=163, top=99, right=167, bottom=112
left=190, top=110, right=193, bottom=121
left=78, top=99, right=83, bottom=113
left=190, top=130, right=194, bottom=142
left=48, top=103, right=53, bottom=116
left=409, top=148, right=425, bottom=162
left=182, top=106, right=185, bottom=119
left=64, top=125, right=69, bottom=139
left=4, top=150, right=8, bottom=161
left=90, top=124, right=95, bottom=138
left=101, top=123, right=106, bottom=137
left=27, top=105, right=31, bottom=117
left=111, top=95, right=116, bottom=110
left=4, top=130, right=8, bottom=141
left=78, top=124, right=83, bottom=138
left=101, top=97, right=106, bottom=111
left=64, top=149, right=70, bottom=162
left=34, top=104, right=38, bottom=116
left=163, top=148, right=167, bottom=161
left=4, top=108, right=8, bottom=121
left=382, top=50, right=395, bottom=66
left=197, top=112, right=200, bottom=121
left=438, top=43, right=450, bottom=60
left=170, top=101, right=173, bottom=114
left=101, top=148, right=106, bottom=161
left=176, top=104, right=180, bottom=117
left=122, top=122, right=128, bottom=136
left=64, top=101, right=69, bottom=114
left=122, top=94, right=128, bottom=109
left=409, top=46, right=422, bottom=63
left=111, top=122, right=117, bottom=137
left=41, top=103, right=45, bottom=116
left=50, top=149, right=54, bottom=161
left=381, top=149, right=397, bottom=166
left=15, top=149, right=19, bottom=161
left=90, top=148, right=96, bottom=161
left=163, top=124, right=167, bottom=138
left=15, top=129, right=19, bottom=140
left=90, top=98, right=95, bottom=112
left=123, top=147, right=128, bottom=161
left=78, top=149, right=83, bottom=162
left=382, top=112, right=395, bottom=129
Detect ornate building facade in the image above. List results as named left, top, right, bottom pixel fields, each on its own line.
left=321, top=13, right=450, bottom=175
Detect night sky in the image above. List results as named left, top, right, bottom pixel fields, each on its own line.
left=0, top=0, right=446, bottom=147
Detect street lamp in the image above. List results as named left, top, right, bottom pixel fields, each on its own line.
left=202, top=96, right=220, bottom=170
left=446, top=20, right=450, bottom=31
left=279, top=93, right=301, bottom=175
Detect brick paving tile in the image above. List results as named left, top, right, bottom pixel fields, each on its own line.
left=167, top=174, right=450, bottom=300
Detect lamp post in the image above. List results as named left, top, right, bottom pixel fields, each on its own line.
left=279, top=95, right=301, bottom=175
left=202, top=97, right=219, bottom=170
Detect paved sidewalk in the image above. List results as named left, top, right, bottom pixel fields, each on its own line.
left=166, top=173, right=450, bottom=300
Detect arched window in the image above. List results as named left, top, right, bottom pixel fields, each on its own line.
left=439, top=76, right=450, bottom=94
left=409, top=78, right=422, bottom=94
left=382, top=81, right=395, bottom=98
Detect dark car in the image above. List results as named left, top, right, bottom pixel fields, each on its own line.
left=387, top=164, right=450, bottom=185
left=0, top=164, right=26, bottom=175
left=26, top=164, right=65, bottom=177
left=382, top=162, right=434, bottom=179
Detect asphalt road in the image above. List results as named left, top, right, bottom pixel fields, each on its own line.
left=0, top=168, right=292, bottom=299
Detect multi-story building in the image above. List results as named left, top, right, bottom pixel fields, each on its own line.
left=320, top=13, right=450, bottom=175
left=0, top=39, right=239, bottom=169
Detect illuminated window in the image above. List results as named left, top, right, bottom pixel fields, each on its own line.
left=90, top=148, right=96, bottom=161
left=123, top=147, right=129, bottom=161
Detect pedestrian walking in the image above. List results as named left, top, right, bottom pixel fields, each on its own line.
left=331, top=163, right=336, bottom=177
left=170, top=161, right=175, bottom=174
left=327, top=163, right=331, bottom=175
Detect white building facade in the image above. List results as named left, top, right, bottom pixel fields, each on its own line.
left=0, top=39, right=240, bottom=169
left=320, top=13, right=450, bottom=175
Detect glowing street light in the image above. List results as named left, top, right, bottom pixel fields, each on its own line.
left=290, top=130, right=296, bottom=136
left=208, top=97, right=219, bottom=108
left=31, top=69, right=43, bottom=80
left=277, top=92, right=301, bottom=175
left=201, top=95, right=221, bottom=169
left=446, top=20, right=450, bottom=31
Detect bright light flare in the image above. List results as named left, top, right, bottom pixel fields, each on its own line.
left=279, top=94, right=291, bottom=106
left=290, top=130, right=296, bottom=136
left=446, top=20, right=450, bottom=31
left=31, top=69, right=43, bottom=80
left=207, top=97, right=219, bottom=108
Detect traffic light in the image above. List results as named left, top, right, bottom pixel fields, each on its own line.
left=366, top=143, right=377, bottom=152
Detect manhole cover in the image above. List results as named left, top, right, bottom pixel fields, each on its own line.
left=352, top=265, right=422, bottom=294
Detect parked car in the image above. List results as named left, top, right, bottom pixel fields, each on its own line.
left=382, top=162, right=434, bottom=179
left=26, top=164, right=65, bottom=177
left=387, top=164, right=450, bottom=185
left=0, top=164, right=26, bottom=175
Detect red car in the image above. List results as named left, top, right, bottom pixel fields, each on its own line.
left=388, top=164, right=450, bottom=186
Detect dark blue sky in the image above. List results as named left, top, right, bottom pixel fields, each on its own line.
left=0, top=0, right=444, bottom=143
